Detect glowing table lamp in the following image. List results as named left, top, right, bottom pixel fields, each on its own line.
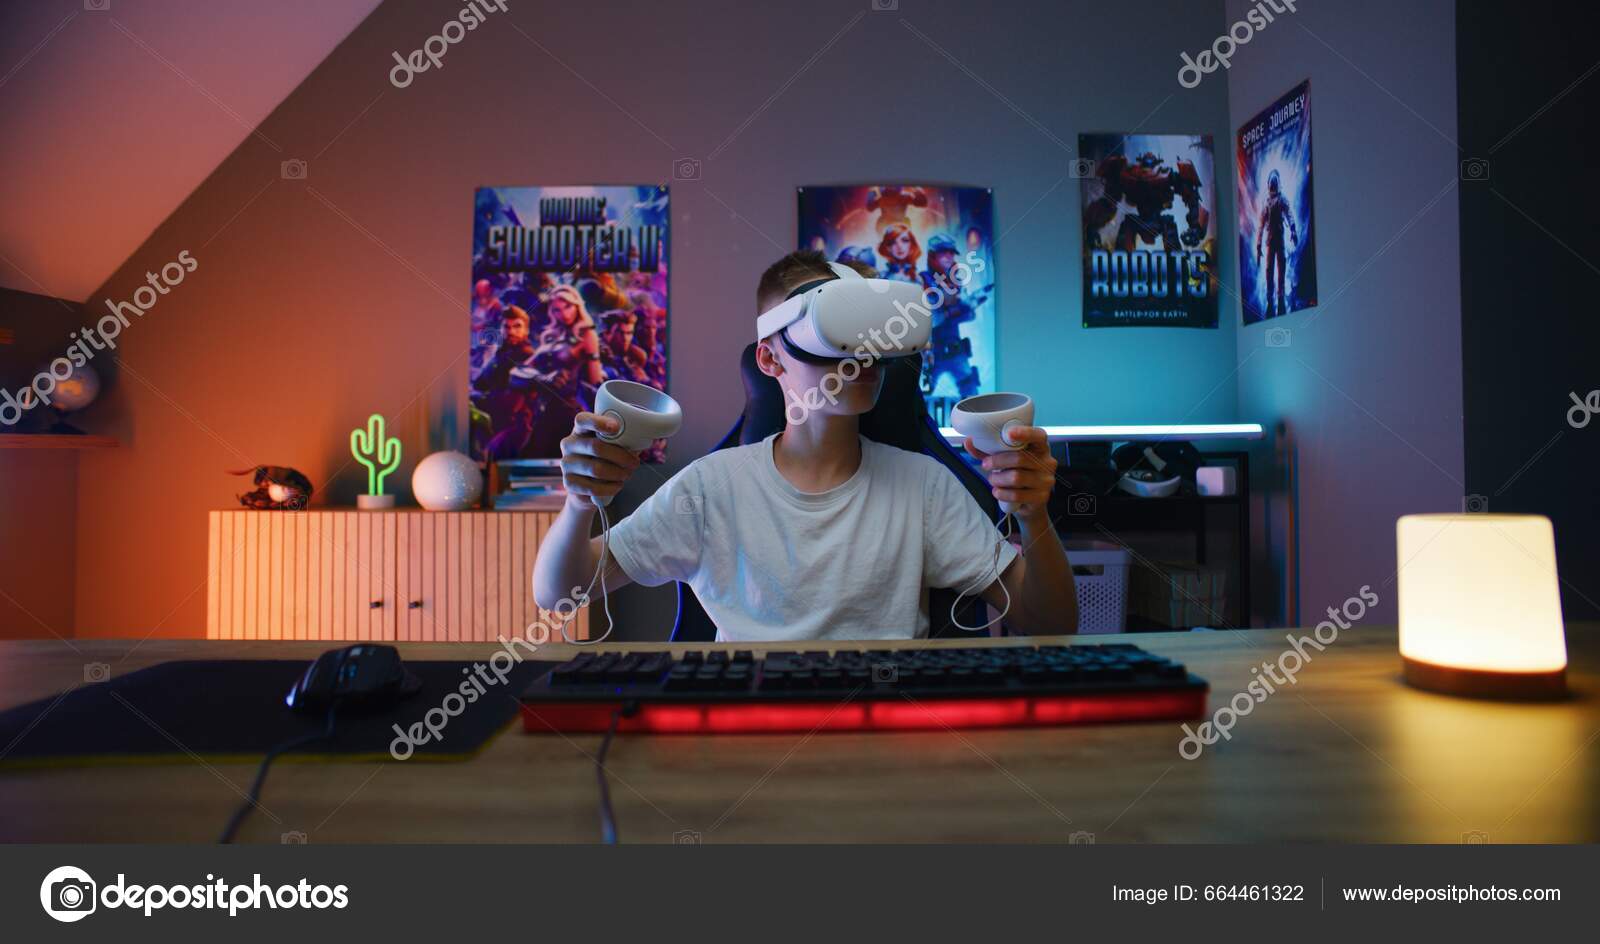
left=351, top=413, right=400, bottom=510
left=1397, top=513, right=1567, bottom=699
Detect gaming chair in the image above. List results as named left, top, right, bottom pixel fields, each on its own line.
left=670, top=344, right=1002, bottom=641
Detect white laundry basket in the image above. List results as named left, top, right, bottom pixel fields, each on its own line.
left=1065, top=540, right=1131, bottom=634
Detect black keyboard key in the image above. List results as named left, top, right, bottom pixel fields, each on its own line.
left=633, top=653, right=674, bottom=682
left=577, top=657, right=615, bottom=682
left=664, top=666, right=696, bottom=691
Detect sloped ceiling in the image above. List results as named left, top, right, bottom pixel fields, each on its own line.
left=0, top=0, right=383, bottom=302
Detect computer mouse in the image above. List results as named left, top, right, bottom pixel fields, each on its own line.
left=285, top=644, right=422, bottom=713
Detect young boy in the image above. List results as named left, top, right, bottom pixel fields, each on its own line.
left=532, top=250, right=1078, bottom=641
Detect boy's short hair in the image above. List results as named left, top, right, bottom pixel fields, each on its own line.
left=756, top=249, right=875, bottom=318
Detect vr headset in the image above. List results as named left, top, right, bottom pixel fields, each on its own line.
left=755, top=262, right=932, bottom=365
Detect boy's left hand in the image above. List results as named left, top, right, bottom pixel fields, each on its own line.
left=964, top=426, right=1057, bottom=521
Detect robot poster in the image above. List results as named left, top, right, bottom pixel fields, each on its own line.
left=1236, top=79, right=1318, bottom=323
left=470, top=185, right=669, bottom=463
left=797, top=185, right=997, bottom=423
left=1079, top=133, right=1219, bottom=328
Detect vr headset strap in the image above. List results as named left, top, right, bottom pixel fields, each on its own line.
left=755, top=262, right=876, bottom=358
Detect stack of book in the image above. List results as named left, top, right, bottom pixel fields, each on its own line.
left=489, top=459, right=567, bottom=511
left=1129, top=559, right=1228, bottom=630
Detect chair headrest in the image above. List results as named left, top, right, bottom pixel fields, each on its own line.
left=736, top=343, right=925, bottom=452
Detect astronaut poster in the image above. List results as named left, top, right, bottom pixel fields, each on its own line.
left=797, top=185, right=996, bottom=424
left=1236, top=79, right=1318, bottom=323
left=1078, top=133, right=1219, bottom=328
left=470, top=185, right=669, bottom=462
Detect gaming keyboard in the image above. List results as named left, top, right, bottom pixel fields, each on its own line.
left=520, top=643, right=1207, bottom=734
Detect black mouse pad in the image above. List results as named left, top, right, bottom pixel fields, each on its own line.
left=0, top=659, right=559, bottom=769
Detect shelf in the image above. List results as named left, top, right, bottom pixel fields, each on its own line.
left=0, top=433, right=118, bottom=450
left=941, top=423, right=1265, bottom=443
left=1100, top=493, right=1242, bottom=506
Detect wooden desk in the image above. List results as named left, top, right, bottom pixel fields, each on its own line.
left=1, top=626, right=1595, bottom=843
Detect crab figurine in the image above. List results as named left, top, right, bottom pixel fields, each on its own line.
left=230, top=466, right=313, bottom=510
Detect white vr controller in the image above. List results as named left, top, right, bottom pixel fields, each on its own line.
left=950, top=392, right=1035, bottom=515
left=755, top=261, right=932, bottom=359
left=591, top=380, right=683, bottom=507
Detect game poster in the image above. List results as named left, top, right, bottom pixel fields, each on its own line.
left=1236, top=79, right=1318, bottom=323
left=470, top=185, right=669, bottom=462
left=1079, top=133, right=1219, bottom=328
left=797, top=185, right=996, bottom=423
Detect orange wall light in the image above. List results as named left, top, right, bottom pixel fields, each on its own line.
left=1397, top=513, right=1568, bottom=699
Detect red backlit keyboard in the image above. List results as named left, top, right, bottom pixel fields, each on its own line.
left=520, top=644, right=1207, bottom=735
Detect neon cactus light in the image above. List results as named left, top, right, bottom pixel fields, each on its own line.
left=351, top=414, right=401, bottom=507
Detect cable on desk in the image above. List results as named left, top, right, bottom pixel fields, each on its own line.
left=595, top=703, right=635, bottom=844
left=218, top=705, right=337, bottom=844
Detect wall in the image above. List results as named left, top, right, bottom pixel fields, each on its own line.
left=0, top=0, right=381, bottom=302
left=1457, top=0, right=1600, bottom=621
left=60, top=0, right=1240, bottom=638
left=0, top=449, right=78, bottom=640
left=1225, top=0, right=1464, bottom=624
left=0, top=288, right=82, bottom=638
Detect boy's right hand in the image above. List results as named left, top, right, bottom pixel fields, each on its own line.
left=559, top=412, right=642, bottom=507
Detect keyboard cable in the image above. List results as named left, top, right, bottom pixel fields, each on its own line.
left=218, top=704, right=338, bottom=844
left=595, top=702, right=637, bottom=844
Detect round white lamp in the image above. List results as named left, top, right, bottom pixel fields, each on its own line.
left=412, top=450, right=483, bottom=511
left=1397, top=513, right=1567, bottom=699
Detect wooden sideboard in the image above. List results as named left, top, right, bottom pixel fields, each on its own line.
left=205, top=510, right=588, bottom=642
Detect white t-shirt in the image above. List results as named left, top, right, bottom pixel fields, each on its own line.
left=607, top=434, right=1018, bottom=642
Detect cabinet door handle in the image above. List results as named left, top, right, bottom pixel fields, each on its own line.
left=408, top=600, right=422, bottom=610
left=370, top=601, right=383, bottom=609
